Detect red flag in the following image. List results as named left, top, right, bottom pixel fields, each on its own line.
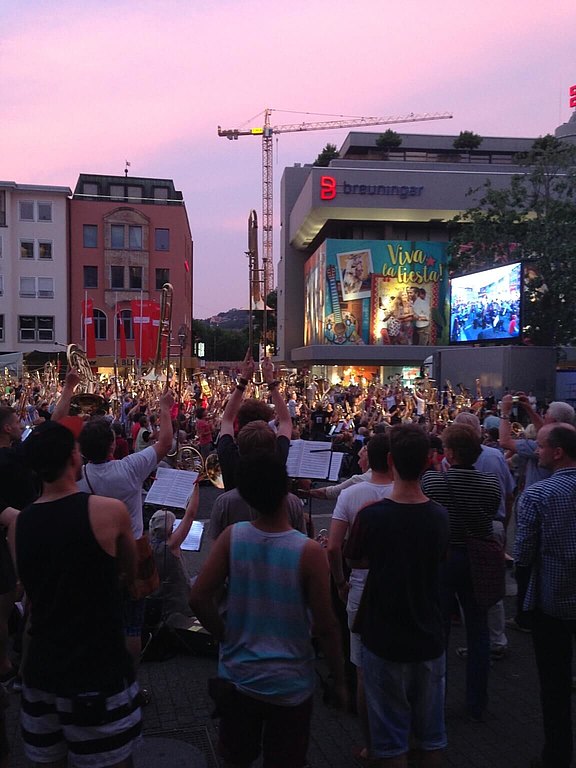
left=82, top=297, right=96, bottom=359
left=150, top=300, right=165, bottom=361
left=117, top=311, right=127, bottom=359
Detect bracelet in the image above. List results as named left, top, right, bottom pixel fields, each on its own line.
left=238, top=377, right=249, bottom=387
left=267, top=380, right=280, bottom=391
left=500, top=414, right=510, bottom=420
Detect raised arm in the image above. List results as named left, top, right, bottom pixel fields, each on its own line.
left=52, top=369, right=81, bottom=422
left=262, top=357, right=291, bottom=440
left=168, top=483, right=199, bottom=553
left=153, top=389, right=176, bottom=460
left=219, top=350, right=255, bottom=438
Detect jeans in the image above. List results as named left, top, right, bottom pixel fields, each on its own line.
left=441, top=546, right=490, bottom=718
left=362, top=646, right=447, bottom=758
left=531, top=610, right=576, bottom=768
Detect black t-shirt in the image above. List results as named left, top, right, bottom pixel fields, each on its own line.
left=217, top=433, right=291, bottom=491
left=0, top=445, right=39, bottom=510
left=345, top=498, right=449, bottom=662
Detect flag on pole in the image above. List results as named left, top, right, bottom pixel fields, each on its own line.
left=82, top=295, right=96, bottom=359
left=116, top=305, right=127, bottom=360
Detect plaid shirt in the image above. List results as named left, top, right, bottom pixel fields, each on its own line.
left=515, top=467, right=576, bottom=618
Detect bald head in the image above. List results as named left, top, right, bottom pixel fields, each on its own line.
left=454, top=412, right=481, bottom=437
left=544, top=401, right=575, bottom=426
left=537, top=423, right=576, bottom=470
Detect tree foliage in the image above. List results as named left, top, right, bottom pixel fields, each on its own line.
left=453, top=131, right=483, bottom=151
left=450, top=135, right=576, bottom=345
left=313, top=143, right=339, bottom=167
left=375, top=130, right=403, bottom=152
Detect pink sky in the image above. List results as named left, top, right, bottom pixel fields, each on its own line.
left=2, top=0, right=575, bottom=317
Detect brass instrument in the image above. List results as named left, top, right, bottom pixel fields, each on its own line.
left=174, top=446, right=224, bottom=488
left=144, top=283, right=174, bottom=382
left=67, top=344, right=106, bottom=415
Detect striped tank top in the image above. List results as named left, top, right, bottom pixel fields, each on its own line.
left=219, top=521, right=315, bottom=705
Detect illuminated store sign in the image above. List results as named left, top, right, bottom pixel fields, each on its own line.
left=320, top=175, right=424, bottom=201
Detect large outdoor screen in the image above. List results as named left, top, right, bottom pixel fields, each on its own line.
left=449, top=262, right=522, bottom=344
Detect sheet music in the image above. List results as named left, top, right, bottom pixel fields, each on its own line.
left=144, top=467, right=199, bottom=508
left=172, top=519, right=204, bottom=552
left=287, top=440, right=344, bottom=481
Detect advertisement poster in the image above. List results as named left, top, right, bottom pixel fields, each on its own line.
left=304, top=239, right=450, bottom=346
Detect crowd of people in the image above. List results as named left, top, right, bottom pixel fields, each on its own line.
left=0, top=355, right=574, bottom=767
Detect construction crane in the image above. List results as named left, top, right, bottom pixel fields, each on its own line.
left=218, top=108, right=453, bottom=298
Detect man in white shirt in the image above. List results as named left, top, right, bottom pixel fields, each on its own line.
left=327, top=433, right=394, bottom=763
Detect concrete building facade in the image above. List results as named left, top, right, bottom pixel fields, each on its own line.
left=277, top=130, right=544, bottom=383
left=0, top=182, right=71, bottom=354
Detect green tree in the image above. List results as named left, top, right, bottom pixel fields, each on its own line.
left=313, top=143, right=339, bottom=167
left=453, top=131, right=483, bottom=151
left=375, top=130, right=402, bottom=158
left=450, top=135, right=576, bottom=345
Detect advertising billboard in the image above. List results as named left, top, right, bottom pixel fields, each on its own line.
left=449, top=262, right=522, bottom=344
left=304, top=240, right=450, bottom=346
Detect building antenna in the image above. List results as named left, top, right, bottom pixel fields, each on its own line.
left=124, top=160, right=131, bottom=177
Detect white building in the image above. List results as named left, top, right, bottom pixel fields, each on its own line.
left=0, top=182, right=71, bottom=353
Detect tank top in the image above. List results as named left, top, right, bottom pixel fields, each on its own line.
left=219, top=522, right=315, bottom=705
left=16, top=492, right=133, bottom=695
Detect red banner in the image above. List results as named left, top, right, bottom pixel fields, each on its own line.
left=116, top=309, right=127, bottom=360
left=82, top=297, right=96, bottom=359
left=131, top=300, right=159, bottom=363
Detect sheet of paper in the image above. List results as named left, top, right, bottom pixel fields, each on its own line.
left=145, top=467, right=198, bottom=508
left=172, top=519, right=204, bottom=552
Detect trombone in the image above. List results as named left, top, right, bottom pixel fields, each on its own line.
left=144, top=283, right=174, bottom=382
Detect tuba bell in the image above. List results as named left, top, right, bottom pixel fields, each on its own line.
left=67, top=344, right=107, bottom=415
left=173, top=446, right=224, bottom=489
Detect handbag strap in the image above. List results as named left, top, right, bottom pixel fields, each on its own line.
left=83, top=464, right=96, bottom=495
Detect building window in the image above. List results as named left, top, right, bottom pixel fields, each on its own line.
left=153, top=187, right=168, bottom=204
left=128, top=226, right=142, bottom=250
left=20, top=240, right=34, bottom=259
left=83, top=266, right=98, bottom=288
left=37, top=202, right=52, bottom=222
left=111, top=265, right=124, bottom=289
left=0, top=315, right=3, bottom=342
left=83, top=183, right=98, bottom=196
left=38, top=278, right=54, bottom=298
left=110, top=185, right=124, bottom=201
left=118, top=309, right=134, bottom=340
left=155, top=268, right=170, bottom=289
left=38, top=241, right=53, bottom=260
left=127, top=186, right=142, bottom=200
left=111, top=225, right=125, bottom=249
left=19, top=277, right=54, bottom=298
left=83, top=225, right=98, bottom=248
left=129, top=266, right=143, bottom=290
left=93, top=309, right=107, bottom=340
left=19, top=316, right=54, bottom=342
left=20, top=277, right=36, bottom=298
left=155, top=228, right=170, bottom=251
left=19, top=201, right=34, bottom=221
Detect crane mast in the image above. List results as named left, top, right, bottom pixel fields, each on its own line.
left=218, top=108, right=453, bottom=310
